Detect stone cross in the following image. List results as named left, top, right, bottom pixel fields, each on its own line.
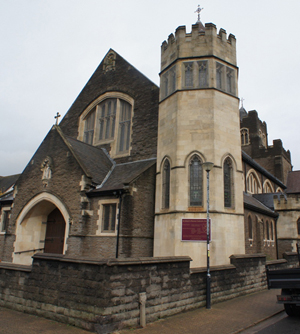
left=54, top=112, right=61, bottom=125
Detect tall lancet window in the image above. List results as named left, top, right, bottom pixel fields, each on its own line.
left=184, top=62, right=193, bottom=87
left=224, top=157, right=234, bottom=208
left=226, top=67, right=234, bottom=94
left=118, top=100, right=132, bottom=153
left=83, top=107, right=96, bottom=145
left=189, top=155, right=203, bottom=206
left=198, top=61, right=208, bottom=88
left=216, top=63, right=224, bottom=90
left=162, top=159, right=171, bottom=209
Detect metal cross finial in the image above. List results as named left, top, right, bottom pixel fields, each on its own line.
left=241, top=97, right=245, bottom=108
left=54, top=112, right=61, bottom=125
left=195, top=4, right=204, bottom=23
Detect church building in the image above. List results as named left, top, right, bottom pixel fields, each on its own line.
left=0, top=18, right=298, bottom=267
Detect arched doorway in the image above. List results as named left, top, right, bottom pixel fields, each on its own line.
left=13, top=193, right=70, bottom=265
left=44, top=208, right=66, bottom=254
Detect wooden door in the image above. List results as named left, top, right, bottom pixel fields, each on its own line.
left=44, top=208, right=65, bottom=254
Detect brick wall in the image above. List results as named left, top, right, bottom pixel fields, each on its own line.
left=0, top=252, right=298, bottom=333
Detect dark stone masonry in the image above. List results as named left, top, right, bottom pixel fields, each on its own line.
left=0, top=252, right=298, bottom=333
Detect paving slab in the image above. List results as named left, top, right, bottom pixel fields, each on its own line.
left=118, top=289, right=284, bottom=334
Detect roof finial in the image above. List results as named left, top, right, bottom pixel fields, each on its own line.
left=241, top=97, right=245, bottom=108
left=195, top=4, right=204, bottom=23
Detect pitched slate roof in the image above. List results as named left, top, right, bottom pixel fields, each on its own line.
left=244, top=192, right=278, bottom=218
left=286, top=170, right=300, bottom=194
left=64, top=135, right=113, bottom=185
left=92, top=158, right=156, bottom=193
left=53, top=126, right=113, bottom=185
left=0, top=174, right=20, bottom=195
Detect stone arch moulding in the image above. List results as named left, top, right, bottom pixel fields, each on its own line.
left=13, top=192, right=71, bottom=265
left=159, top=155, right=172, bottom=172
left=184, top=150, right=206, bottom=168
left=220, top=153, right=237, bottom=171
left=263, top=179, right=274, bottom=193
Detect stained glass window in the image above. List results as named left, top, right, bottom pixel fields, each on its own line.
left=162, top=159, right=170, bottom=209
left=224, top=157, right=233, bottom=208
left=190, top=155, right=203, bottom=206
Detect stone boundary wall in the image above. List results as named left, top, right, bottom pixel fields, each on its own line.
left=0, top=252, right=298, bottom=334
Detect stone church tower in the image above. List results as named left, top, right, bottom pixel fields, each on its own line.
left=154, top=22, right=245, bottom=267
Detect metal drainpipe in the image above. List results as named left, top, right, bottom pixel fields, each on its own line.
left=115, top=190, right=122, bottom=258
left=275, top=216, right=279, bottom=259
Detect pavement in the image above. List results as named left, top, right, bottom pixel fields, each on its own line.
left=0, top=289, right=284, bottom=334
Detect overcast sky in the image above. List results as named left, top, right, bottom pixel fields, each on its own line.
left=1, top=0, right=299, bottom=176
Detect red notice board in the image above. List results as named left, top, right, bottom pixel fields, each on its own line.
left=182, top=218, right=211, bottom=241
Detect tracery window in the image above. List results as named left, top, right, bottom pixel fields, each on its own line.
left=246, top=172, right=262, bottom=194
left=263, top=180, right=274, bottom=194
left=184, top=62, right=193, bottom=87
left=216, top=62, right=224, bottom=90
left=224, top=157, right=234, bottom=208
left=162, top=159, right=171, bottom=209
left=81, top=95, right=133, bottom=156
left=189, top=155, right=203, bottom=206
left=161, top=65, right=176, bottom=99
left=241, top=128, right=250, bottom=146
left=198, top=61, right=208, bottom=88
left=226, top=67, right=234, bottom=94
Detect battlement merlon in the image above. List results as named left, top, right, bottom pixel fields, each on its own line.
left=274, top=194, right=300, bottom=210
left=161, top=23, right=237, bottom=72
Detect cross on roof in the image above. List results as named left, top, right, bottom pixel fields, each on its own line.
left=54, top=112, right=61, bottom=125
left=195, top=4, right=204, bottom=23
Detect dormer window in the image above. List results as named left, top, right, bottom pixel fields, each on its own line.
left=79, top=92, right=133, bottom=157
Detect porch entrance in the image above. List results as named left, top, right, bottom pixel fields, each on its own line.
left=44, top=208, right=66, bottom=254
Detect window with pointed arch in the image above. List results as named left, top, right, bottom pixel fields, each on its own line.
left=224, top=157, right=234, bottom=208
left=189, top=155, right=203, bottom=207
left=162, top=159, right=171, bottom=209
left=248, top=215, right=253, bottom=240
left=263, top=180, right=274, bottom=193
left=246, top=172, right=262, bottom=194
left=241, top=128, right=250, bottom=146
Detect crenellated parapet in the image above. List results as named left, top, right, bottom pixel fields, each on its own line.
left=274, top=194, right=300, bottom=211
left=161, top=23, right=236, bottom=72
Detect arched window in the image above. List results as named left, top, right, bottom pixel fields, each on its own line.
left=246, top=171, right=262, bottom=194
left=266, top=221, right=270, bottom=241
left=224, top=157, right=234, bottom=208
left=263, top=180, right=274, bottom=193
left=248, top=216, right=253, bottom=240
left=270, top=221, right=274, bottom=241
left=189, top=155, right=203, bottom=206
left=80, top=94, right=133, bottom=156
left=162, top=159, right=170, bottom=209
left=184, top=62, right=193, bottom=87
left=241, top=128, right=250, bottom=146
